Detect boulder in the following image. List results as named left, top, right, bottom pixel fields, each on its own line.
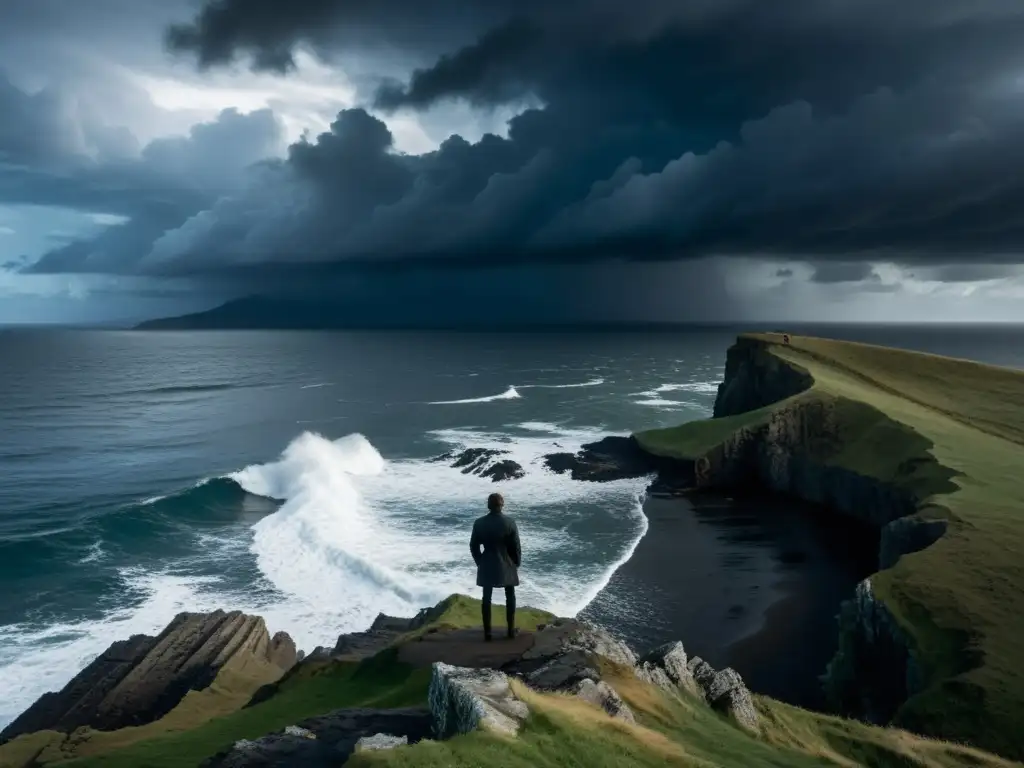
left=686, top=660, right=759, bottom=732
left=201, top=708, right=431, bottom=767
left=637, top=642, right=699, bottom=695
left=1, top=611, right=297, bottom=742
left=428, top=663, right=529, bottom=739
left=570, top=679, right=635, bottom=723
left=484, top=459, right=526, bottom=482
left=687, top=656, right=716, bottom=691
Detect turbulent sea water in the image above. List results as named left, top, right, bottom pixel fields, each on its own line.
left=1, top=323, right=1022, bottom=727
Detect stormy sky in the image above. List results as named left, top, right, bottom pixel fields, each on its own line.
left=2, top=0, right=1024, bottom=325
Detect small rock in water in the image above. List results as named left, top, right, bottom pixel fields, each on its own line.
left=283, top=725, right=316, bottom=739
left=432, top=448, right=526, bottom=481
left=355, top=733, right=408, bottom=751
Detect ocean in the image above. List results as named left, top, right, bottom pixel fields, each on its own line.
left=2, top=323, right=1023, bottom=727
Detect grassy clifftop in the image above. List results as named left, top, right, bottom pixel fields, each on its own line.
left=635, top=333, right=1024, bottom=757
left=3, top=594, right=1017, bottom=768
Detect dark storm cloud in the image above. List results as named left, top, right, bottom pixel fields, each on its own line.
left=910, top=264, right=1024, bottom=282
left=18, top=0, right=1024, bottom=280
left=0, top=75, right=286, bottom=274
left=810, top=262, right=877, bottom=284
left=0, top=70, right=283, bottom=213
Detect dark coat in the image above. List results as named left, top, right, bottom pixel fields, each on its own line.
left=470, top=511, right=521, bottom=588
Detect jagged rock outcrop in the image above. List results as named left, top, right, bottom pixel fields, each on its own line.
left=570, top=679, right=635, bottom=722
left=822, top=578, right=922, bottom=724
left=201, top=708, right=431, bottom=767
left=0, top=611, right=297, bottom=743
left=687, top=657, right=759, bottom=732
left=636, top=642, right=699, bottom=696
left=430, top=448, right=525, bottom=481
left=429, top=663, right=529, bottom=738
left=713, top=337, right=813, bottom=417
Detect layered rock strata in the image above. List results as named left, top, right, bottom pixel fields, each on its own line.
left=0, top=611, right=296, bottom=743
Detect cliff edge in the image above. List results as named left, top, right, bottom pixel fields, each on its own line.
left=0, top=610, right=297, bottom=762
left=1, top=594, right=1013, bottom=768
left=634, top=333, right=1024, bottom=759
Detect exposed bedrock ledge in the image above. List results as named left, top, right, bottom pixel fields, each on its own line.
left=0, top=611, right=297, bottom=743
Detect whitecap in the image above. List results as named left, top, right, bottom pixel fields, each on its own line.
left=519, top=378, right=605, bottom=389
left=428, top=386, right=521, bottom=404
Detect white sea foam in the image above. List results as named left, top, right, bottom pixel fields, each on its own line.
left=0, top=424, right=650, bottom=731
left=654, top=381, right=721, bottom=394
left=631, top=381, right=720, bottom=409
left=0, top=571, right=227, bottom=728
left=428, top=385, right=521, bottom=404
left=233, top=425, right=650, bottom=634
left=519, top=378, right=605, bottom=389
left=632, top=397, right=693, bottom=409
left=300, top=383, right=333, bottom=390
left=139, top=477, right=214, bottom=506
left=77, top=541, right=106, bottom=564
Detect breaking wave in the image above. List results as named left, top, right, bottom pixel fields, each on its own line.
left=632, top=381, right=720, bottom=408
left=429, top=385, right=521, bottom=404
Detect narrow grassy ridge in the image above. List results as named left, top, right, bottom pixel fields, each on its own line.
left=636, top=333, right=1024, bottom=759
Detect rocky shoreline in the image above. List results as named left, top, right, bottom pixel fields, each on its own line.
left=0, top=598, right=760, bottom=767
left=539, top=337, right=954, bottom=733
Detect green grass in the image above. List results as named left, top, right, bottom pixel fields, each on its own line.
left=8, top=591, right=1020, bottom=768
left=410, top=593, right=555, bottom=636
left=635, top=332, right=1024, bottom=759
left=0, top=594, right=552, bottom=768
left=55, top=656, right=429, bottom=768
left=348, top=665, right=1018, bottom=768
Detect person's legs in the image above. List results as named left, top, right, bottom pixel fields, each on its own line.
left=481, top=586, right=493, bottom=640
left=505, top=586, right=516, bottom=638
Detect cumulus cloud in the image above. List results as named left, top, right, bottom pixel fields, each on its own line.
left=0, top=86, right=287, bottom=275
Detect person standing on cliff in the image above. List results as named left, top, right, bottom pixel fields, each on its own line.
left=470, top=492, right=521, bottom=641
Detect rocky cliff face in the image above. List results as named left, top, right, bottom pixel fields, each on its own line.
left=688, top=337, right=952, bottom=727
left=713, top=336, right=813, bottom=418
left=0, top=610, right=297, bottom=743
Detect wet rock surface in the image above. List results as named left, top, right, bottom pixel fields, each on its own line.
left=543, top=436, right=693, bottom=493
left=543, top=436, right=655, bottom=482
left=0, top=611, right=297, bottom=742
left=431, top=448, right=525, bottom=481
left=201, top=707, right=431, bottom=767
